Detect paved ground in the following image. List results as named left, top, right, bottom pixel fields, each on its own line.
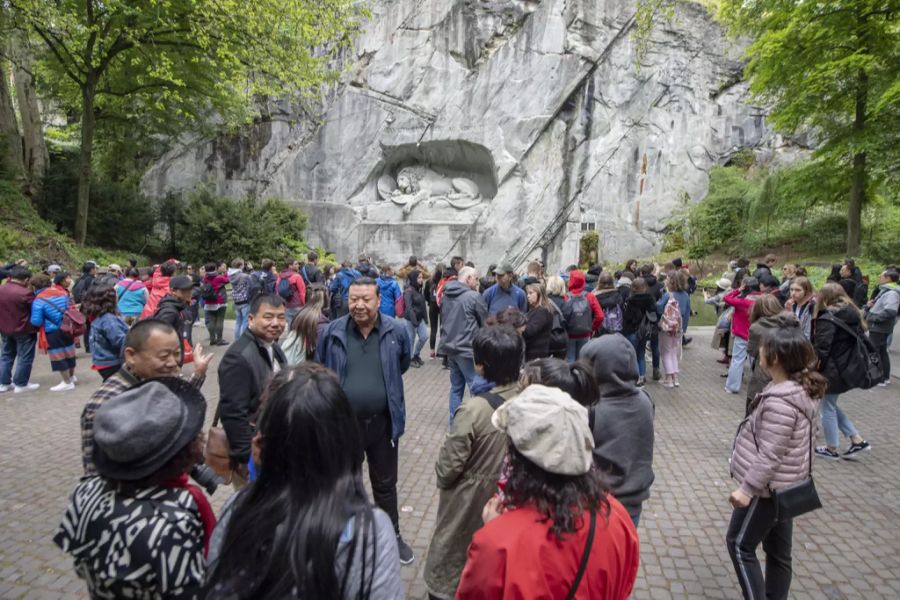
left=1, top=323, right=899, bottom=599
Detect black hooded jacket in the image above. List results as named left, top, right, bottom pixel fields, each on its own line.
left=403, top=270, right=428, bottom=326
left=580, top=335, right=655, bottom=518
left=152, top=294, right=188, bottom=364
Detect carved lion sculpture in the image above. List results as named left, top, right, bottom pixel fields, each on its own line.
left=377, top=166, right=482, bottom=215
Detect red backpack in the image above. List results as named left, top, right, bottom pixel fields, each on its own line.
left=61, top=306, right=87, bottom=338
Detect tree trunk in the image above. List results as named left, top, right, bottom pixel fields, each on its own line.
left=75, top=79, right=97, bottom=245
left=0, top=61, right=25, bottom=185
left=10, top=35, right=49, bottom=198
left=847, top=68, right=867, bottom=257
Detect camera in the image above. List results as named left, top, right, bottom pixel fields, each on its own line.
left=190, top=462, right=223, bottom=495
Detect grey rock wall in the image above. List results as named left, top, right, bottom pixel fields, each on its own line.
left=142, top=0, right=774, bottom=271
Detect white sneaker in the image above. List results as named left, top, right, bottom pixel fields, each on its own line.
left=0, top=384, right=10, bottom=393
left=14, top=383, right=40, bottom=394
left=71, top=375, right=79, bottom=384
left=50, top=382, right=75, bottom=392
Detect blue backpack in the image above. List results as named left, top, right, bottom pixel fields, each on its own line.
left=277, top=277, right=294, bottom=301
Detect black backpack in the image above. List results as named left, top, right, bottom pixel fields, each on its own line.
left=822, top=313, right=882, bottom=390
left=548, top=302, right=568, bottom=353
left=199, top=280, right=219, bottom=303
left=637, top=309, right=659, bottom=341
left=562, top=292, right=593, bottom=337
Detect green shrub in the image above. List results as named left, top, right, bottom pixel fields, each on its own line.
left=174, top=187, right=309, bottom=264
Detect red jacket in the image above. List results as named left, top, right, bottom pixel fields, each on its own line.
left=0, top=280, right=36, bottom=335
left=455, top=497, right=639, bottom=600
left=276, top=270, right=306, bottom=309
left=565, top=270, right=604, bottom=339
left=140, top=267, right=172, bottom=319
left=723, top=290, right=762, bottom=340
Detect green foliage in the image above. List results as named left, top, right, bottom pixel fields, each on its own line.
left=0, top=179, right=142, bottom=268
left=38, top=149, right=158, bottom=254
left=716, top=0, right=900, bottom=253
left=579, top=230, right=599, bottom=269
left=8, top=0, right=363, bottom=242
left=685, top=168, right=759, bottom=253
left=174, top=187, right=309, bottom=265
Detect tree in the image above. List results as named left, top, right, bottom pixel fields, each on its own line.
left=7, top=0, right=360, bottom=244
left=0, top=59, right=24, bottom=183
left=717, top=0, right=900, bottom=256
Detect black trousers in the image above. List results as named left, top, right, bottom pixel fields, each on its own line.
left=726, top=496, right=793, bottom=600
left=428, top=303, right=440, bottom=351
left=358, top=412, right=400, bottom=534
left=868, top=331, right=891, bottom=382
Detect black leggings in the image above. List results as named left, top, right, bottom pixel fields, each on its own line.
left=428, top=302, right=440, bottom=350
left=868, top=331, right=891, bottom=383
left=726, top=496, right=793, bottom=600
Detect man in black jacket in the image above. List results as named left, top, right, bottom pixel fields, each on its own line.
left=217, top=295, right=287, bottom=488
left=152, top=275, right=194, bottom=365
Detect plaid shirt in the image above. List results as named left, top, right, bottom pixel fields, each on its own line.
left=80, top=367, right=205, bottom=476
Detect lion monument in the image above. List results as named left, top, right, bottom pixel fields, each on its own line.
left=377, top=165, right=483, bottom=215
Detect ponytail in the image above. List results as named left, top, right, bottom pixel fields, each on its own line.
left=791, top=367, right=828, bottom=401
left=762, top=327, right=827, bottom=400
left=519, top=358, right=599, bottom=407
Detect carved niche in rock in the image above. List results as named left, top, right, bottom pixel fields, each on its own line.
left=373, top=140, right=497, bottom=217
left=377, top=166, right=482, bottom=214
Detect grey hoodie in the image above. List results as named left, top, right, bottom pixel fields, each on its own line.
left=866, top=283, right=899, bottom=334
left=437, top=280, right=487, bottom=358
left=580, top=334, right=655, bottom=518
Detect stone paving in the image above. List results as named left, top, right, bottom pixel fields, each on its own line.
left=1, top=323, right=899, bottom=599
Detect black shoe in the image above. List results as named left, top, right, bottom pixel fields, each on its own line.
left=682, top=336, right=692, bottom=347
left=652, top=368, right=661, bottom=381
left=842, top=440, right=871, bottom=459
left=215, top=339, right=230, bottom=346
left=397, top=535, right=414, bottom=565
left=814, top=446, right=840, bottom=461
left=410, top=359, right=421, bottom=368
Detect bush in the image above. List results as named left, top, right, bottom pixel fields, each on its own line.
left=174, top=187, right=309, bottom=264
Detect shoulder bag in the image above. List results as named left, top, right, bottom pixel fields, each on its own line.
left=565, top=509, right=597, bottom=600
left=760, top=410, right=822, bottom=522
left=205, top=406, right=233, bottom=483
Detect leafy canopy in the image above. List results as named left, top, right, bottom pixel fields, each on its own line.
left=8, top=0, right=361, bottom=134
left=717, top=0, right=900, bottom=188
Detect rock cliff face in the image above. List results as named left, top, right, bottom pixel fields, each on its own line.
left=142, top=0, right=771, bottom=270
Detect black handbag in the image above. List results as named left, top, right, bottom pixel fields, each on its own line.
left=768, top=412, right=822, bottom=522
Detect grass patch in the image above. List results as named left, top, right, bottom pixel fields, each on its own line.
left=0, top=181, right=145, bottom=269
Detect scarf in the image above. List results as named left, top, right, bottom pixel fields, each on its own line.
left=161, top=473, right=217, bottom=557
left=35, top=286, right=70, bottom=354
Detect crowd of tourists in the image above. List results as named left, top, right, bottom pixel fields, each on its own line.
left=0, top=250, right=897, bottom=599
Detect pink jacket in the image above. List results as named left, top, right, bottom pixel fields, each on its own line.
left=723, top=290, right=761, bottom=340
left=730, top=380, right=818, bottom=498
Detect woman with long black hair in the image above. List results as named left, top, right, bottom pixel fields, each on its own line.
left=205, top=363, right=402, bottom=599
left=425, top=264, right=443, bottom=359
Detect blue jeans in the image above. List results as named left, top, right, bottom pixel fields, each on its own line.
left=566, top=338, right=588, bottom=363
left=726, top=336, right=749, bottom=393
left=285, top=307, right=301, bottom=328
left=820, top=393, right=858, bottom=449
left=1, top=333, right=37, bottom=387
left=650, top=333, right=660, bottom=369
left=625, top=332, right=647, bottom=377
left=405, top=320, right=427, bottom=359
left=234, top=303, right=250, bottom=338
left=447, top=354, right=477, bottom=426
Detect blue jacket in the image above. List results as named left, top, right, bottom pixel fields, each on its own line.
left=30, top=289, right=70, bottom=333
left=315, top=315, right=411, bottom=441
left=329, top=267, right=362, bottom=301
left=657, top=290, right=691, bottom=332
left=89, top=313, right=128, bottom=367
left=483, top=282, right=527, bottom=315
left=377, top=276, right=402, bottom=317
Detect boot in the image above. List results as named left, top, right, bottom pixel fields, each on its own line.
left=652, top=368, right=662, bottom=381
